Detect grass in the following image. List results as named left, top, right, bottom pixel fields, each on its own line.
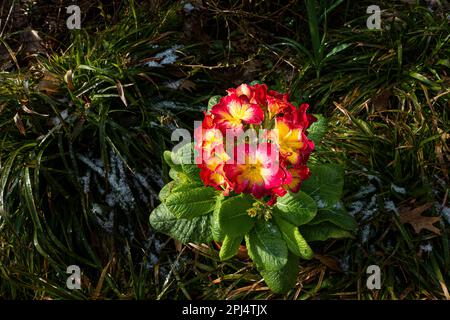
left=0, top=0, right=449, bottom=299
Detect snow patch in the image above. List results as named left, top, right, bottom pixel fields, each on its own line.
left=164, top=79, right=183, bottom=90
left=339, top=255, right=350, bottom=273
left=349, top=201, right=364, bottom=216
left=384, top=199, right=398, bottom=215
left=50, top=109, right=70, bottom=126
left=144, top=45, right=183, bottom=68
left=442, top=206, right=450, bottom=225
left=391, top=183, right=406, bottom=194
left=354, top=184, right=376, bottom=199
left=361, top=195, right=378, bottom=220
left=361, top=224, right=371, bottom=244
left=420, top=243, right=433, bottom=253
left=183, top=2, right=195, bottom=12
left=314, top=196, right=327, bottom=209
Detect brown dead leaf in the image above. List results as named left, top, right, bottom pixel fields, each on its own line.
left=93, top=258, right=113, bottom=300
left=213, top=241, right=249, bottom=260
left=174, top=239, right=183, bottom=252
left=38, top=71, right=61, bottom=94
left=399, top=202, right=441, bottom=235
left=115, top=81, right=127, bottom=107
left=64, top=69, right=75, bottom=91
left=372, top=89, right=391, bottom=111
left=314, top=254, right=342, bottom=272
left=21, top=104, right=48, bottom=117
left=14, top=112, right=26, bottom=135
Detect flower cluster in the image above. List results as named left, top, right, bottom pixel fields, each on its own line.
left=194, top=83, right=316, bottom=205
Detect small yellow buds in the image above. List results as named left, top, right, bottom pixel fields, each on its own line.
left=247, top=201, right=272, bottom=221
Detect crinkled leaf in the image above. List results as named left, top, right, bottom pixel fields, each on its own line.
left=275, top=191, right=317, bottom=226
left=149, top=204, right=212, bottom=244
left=172, top=182, right=203, bottom=193
left=159, top=181, right=176, bottom=202
left=309, top=202, right=357, bottom=231
left=218, top=195, right=255, bottom=237
left=165, top=186, right=218, bottom=219
left=182, top=164, right=201, bottom=182
left=169, top=168, right=189, bottom=182
left=219, top=234, right=243, bottom=261
left=273, top=214, right=313, bottom=260
left=159, top=181, right=202, bottom=202
left=171, top=142, right=191, bottom=165
left=163, top=150, right=181, bottom=170
left=260, top=253, right=299, bottom=294
left=245, top=220, right=288, bottom=271
left=211, top=194, right=226, bottom=242
left=171, top=143, right=201, bottom=182
left=301, top=163, right=344, bottom=207
left=307, top=114, right=328, bottom=144
left=299, top=222, right=354, bottom=242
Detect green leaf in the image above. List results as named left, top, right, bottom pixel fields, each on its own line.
left=218, top=195, right=255, bottom=237
left=207, top=95, right=221, bottom=111
left=437, top=59, right=450, bottom=68
left=301, top=163, right=344, bottom=207
left=245, top=220, right=288, bottom=271
left=299, top=222, right=354, bottom=242
left=219, top=234, right=243, bottom=261
left=409, top=72, right=441, bottom=90
left=305, top=0, right=322, bottom=64
left=160, top=181, right=203, bottom=202
left=307, top=114, right=328, bottom=144
left=169, top=168, right=189, bottom=182
left=275, top=191, right=317, bottom=226
left=159, top=181, right=176, bottom=202
left=211, top=194, right=226, bottom=242
left=273, top=214, right=313, bottom=260
left=170, top=145, right=185, bottom=166
left=309, top=202, right=357, bottom=231
left=324, top=43, right=352, bottom=60
left=260, top=253, right=299, bottom=294
left=182, top=164, right=201, bottom=182
left=150, top=204, right=213, bottom=244
left=171, top=143, right=201, bottom=182
left=354, top=119, right=373, bottom=137
left=163, top=150, right=181, bottom=170
left=165, top=186, right=218, bottom=219
left=172, top=182, right=203, bottom=193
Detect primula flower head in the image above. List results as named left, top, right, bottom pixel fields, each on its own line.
left=266, top=90, right=295, bottom=119
left=226, top=83, right=268, bottom=106
left=223, top=142, right=290, bottom=199
left=195, top=83, right=316, bottom=205
left=211, top=95, right=264, bottom=133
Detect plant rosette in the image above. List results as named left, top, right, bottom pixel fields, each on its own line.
left=150, top=83, right=357, bottom=293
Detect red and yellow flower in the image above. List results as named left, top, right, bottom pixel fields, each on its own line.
left=285, top=165, right=311, bottom=193
left=223, top=142, right=290, bottom=199
left=210, top=95, right=264, bottom=133
left=194, top=83, right=316, bottom=205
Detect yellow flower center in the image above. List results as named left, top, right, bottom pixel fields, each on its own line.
left=225, top=101, right=252, bottom=126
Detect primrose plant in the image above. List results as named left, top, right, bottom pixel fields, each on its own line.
left=150, top=83, right=357, bottom=293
